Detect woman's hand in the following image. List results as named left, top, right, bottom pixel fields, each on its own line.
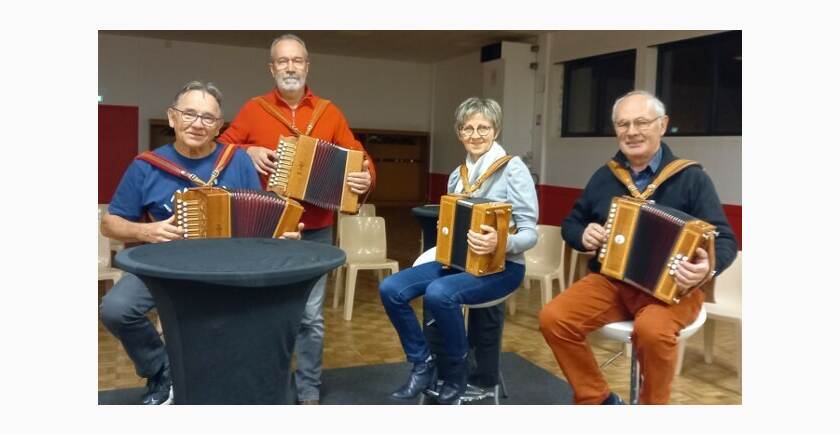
left=467, top=224, right=498, bottom=255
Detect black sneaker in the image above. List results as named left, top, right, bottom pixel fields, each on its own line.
left=601, top=392, right=625, bottom=405
left=141, top=365, right=173, bottom=405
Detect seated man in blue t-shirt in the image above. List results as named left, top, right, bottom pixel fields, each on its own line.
left=100, top=81, right=302, bottom=405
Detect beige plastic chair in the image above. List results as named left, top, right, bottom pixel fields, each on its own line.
left=98, top=205, right=123, bottom=285
left=566, top=247, right=595, bottom=287
left=521, top=225, right=566, bottom=307
left=701, top=251, right=742, bottom=391
left=336, top=203, right=376, bottom=243
left=332, top=216, right=399, bottom=321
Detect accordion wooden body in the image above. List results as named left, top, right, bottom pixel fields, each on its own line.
left=174, top=187, right=303, bottom=239
left=435, top=195, right=512, bottom=276
left=598, top=196, right=716, bottom=304
left=266, top=135, right=364, bottom=214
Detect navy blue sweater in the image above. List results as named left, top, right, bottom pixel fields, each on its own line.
left=561, top=143, right=738, bottom=278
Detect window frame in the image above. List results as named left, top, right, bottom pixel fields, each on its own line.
left=655, top=31, right=742, bottom=137
left=561, top=49, right=636, bottom=138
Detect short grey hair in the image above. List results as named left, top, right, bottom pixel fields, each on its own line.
left=270, top=33, right=309, bottom=59
left=611, top=90, right=666, bottom=122
left=454, top=97, right=502, bottom=135
left=171, top=81, right=223, bottom=115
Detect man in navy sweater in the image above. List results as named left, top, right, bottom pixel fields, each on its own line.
left=538, top=90, right=738, bottom=404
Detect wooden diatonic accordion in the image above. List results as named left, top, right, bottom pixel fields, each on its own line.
left=174, top=187, right=303, bottom=239
left=435, top=195, right=512, bottom=276
left=598, top=196, right=717, bottom=304
left=266, top=135, right=364, bottom=213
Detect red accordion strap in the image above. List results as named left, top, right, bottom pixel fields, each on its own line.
left=459, top=155, right=514, bottom=195
left=606, top=158, right=698, bottom=200
left=254, top=96, right=332, bottom=137
left=136, top=143, right=237, bottom=187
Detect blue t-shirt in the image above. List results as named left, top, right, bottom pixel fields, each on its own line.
left=108, top=143, right=261, bottom=222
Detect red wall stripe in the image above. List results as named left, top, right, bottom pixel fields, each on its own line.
left=427, top=172, right=741, bottom=249
left=99, top=105, right=139, bottom=204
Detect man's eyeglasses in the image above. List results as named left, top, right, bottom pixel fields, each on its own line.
left=271, top=57, right=307, bottom=69
left=170, top=107, right=221, bottom=127
left=459, top=125, right=493, bottom=138
left=614, top=116, right=662, bottom=133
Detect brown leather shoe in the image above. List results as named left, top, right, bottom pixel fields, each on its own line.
left=299, top=399, right=320, bottom=405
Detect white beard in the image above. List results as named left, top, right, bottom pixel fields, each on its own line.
left=276, top=74, right=305, bottom=92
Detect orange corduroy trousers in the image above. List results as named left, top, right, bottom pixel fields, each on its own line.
left=538, top=273, right=704, bottom=404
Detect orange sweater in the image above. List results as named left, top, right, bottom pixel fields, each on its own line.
left=219, top=87, right=376, bottom=230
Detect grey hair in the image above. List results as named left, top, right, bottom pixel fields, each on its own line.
left=270, top=33, right=309, bottom=59
left=171, top=81, right=223, bottom=115
left=611, top=90, right=666, bottom=122
left=454, top=97, right=502, bottom=136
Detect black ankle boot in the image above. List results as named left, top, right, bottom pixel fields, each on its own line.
left=437, top=356, right=468, bottom=405
left=390, top=356, right=437, bottom=400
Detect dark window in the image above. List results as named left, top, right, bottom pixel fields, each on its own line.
left=657, top=31, right=741, bottom=136
left=562, top=49, right=635, bottom=137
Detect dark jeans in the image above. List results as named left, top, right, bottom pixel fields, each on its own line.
left=379, top=261, right=524, bottom=364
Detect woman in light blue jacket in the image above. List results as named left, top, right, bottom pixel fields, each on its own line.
left=379, top=97, right=539, bottom=404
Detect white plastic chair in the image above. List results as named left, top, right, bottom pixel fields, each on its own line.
left=522, top=225, right=566, bottom=307
left=332, top=216, right=399, bottom=321
left=599, top=307, right=707, bottom=404
left=703, top=251, right=742, bottom=391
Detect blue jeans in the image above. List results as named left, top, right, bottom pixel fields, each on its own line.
left=294, top=226, right=332, bottom=401
left=379, top=261, right=524, bottom=363
left=100, top=272, right=168, bottom=379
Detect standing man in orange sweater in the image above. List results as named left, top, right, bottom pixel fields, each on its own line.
left=218, top=34, right=376, bottom=405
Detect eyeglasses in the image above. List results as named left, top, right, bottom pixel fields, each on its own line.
left=614, top=116, right=662, bottom=133
left=459, top=125, right=493, bottom=138
left=169, top=107, right=221, bottom=127
left=271, top=57, right=308, bottom=69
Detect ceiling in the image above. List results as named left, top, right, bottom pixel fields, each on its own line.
left=99, top=30, right=542, bottom=63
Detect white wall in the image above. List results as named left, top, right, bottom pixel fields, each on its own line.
left=429, top=52, right=483, bottom=174
left=98, top=34, right=433, bottom=152
left=539, top=30, right=742, bottom=205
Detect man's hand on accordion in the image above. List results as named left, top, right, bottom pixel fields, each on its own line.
left=246, top=146, right=278, bottom=176
left=346, top=159, right=372, bottom=195
left=582, top=223, right=608, bottom=252
left=139, top=215, right=185, bottom=243
left=279, top=222, right=305, bottom=240
left=673, top=247, right=711, bottom=295
left=467, top=224, right=498, bottom=256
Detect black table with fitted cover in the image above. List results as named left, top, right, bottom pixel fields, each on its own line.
left=115, top=238, right=345, bottom=405
left=411, top=204, right=440, bottom=252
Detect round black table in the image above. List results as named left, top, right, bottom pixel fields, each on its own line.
left=115, top=238, right=345, bottom=405
left=411, top=205, right=440, bottom=252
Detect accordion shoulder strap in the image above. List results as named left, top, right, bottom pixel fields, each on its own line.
left=136, top=143, right=237, bottom=187
left=459, top=155, right=514, bottom=195
left=305, top=99, right=331, bottom=136
left=254, top=96, right=332, bottom=137
left=607, top=158, right=698, bottom=200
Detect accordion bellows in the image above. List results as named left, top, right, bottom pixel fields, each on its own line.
left=174, top=187, right=303, bottom=239
left=267, top=135, right=363, bottom=213
left=435, top=195, right=512, bottom=276
left=598, top=196, right=716, bottom=304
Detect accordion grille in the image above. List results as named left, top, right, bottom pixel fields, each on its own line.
left=624, top=205, right=686, bottom=290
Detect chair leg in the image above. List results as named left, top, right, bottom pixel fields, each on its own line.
left=675, top=340, right=687, bottom=375
left=507, top=294, right=516, bottom=316
left=332, top=265, right=344, bottom=309
left=630, top=344, right=640, bottom=405
left=541, top=276, right=552, bottom=306
left=704, top=319, right=716, bottom=364
left=343, top=266, right=359, bottom=321
left=376, top=269, right=384, bottom=283
left=523, top=278, right=531, bottom=290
